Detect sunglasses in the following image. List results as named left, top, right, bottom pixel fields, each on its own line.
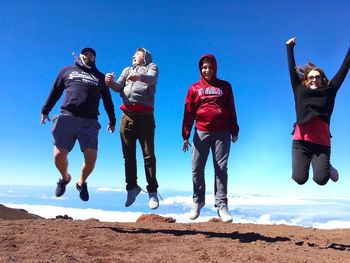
left=307, top=75, right=321, bottom=80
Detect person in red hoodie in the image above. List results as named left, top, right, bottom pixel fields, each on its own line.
left=182, top=54, right=239, bottom=223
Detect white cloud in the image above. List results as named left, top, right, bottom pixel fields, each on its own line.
left=4, top=203, right=142, bottom=222
left=158, top=193, right=350, bottom=228
left=0, top=193, right=29, bottom=198
left=4, top=192, right=350, bottom=229
left=228, top=193, right=325, bottom=206
left=160, top=193, right=331, bottom=208
left=160, top=195, right=192, bottom=206
left=312, top=220, right=350, bottom=229
left=39, top=194, right=69, bottom=200
left=236, top=214, right=301, bottom=227
left=96, top=187, right=124, bottom=193
left=160, top=194, right=215, bottom=207
left=256, top=214, right=274, bottom=224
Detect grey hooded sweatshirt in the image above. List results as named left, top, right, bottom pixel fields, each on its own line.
left=114, top=48, right=158, bottom=111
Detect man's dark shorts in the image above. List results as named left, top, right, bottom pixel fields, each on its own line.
left=51, top=114, right=101, bottom=152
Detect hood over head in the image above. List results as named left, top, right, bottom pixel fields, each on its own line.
left=72, top=52, right=97, bottom=71
left=199, top=54, right=217, bottom=84
left=136, top=47, right=153, bottom=66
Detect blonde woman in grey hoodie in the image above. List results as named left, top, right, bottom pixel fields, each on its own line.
left=105, top=48, right=159, bottom=209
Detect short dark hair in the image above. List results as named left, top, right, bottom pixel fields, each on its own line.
left=200, top=57, right=213, bottom=67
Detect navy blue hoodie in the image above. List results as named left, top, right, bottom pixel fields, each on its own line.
left=42, top=56, right=116, bottom=125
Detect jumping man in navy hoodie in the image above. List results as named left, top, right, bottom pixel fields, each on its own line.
left=41, top=48, right=116, bottom=201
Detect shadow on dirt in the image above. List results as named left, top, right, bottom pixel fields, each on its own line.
left=98, top=226, right=291, bottom=243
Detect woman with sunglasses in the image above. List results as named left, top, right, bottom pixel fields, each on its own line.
left=286, top=37, right=350, bottom=186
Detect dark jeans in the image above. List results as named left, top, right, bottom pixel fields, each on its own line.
left=292, top=140, right=331, bottom=185
left=120, top=112, right=158, bottom=192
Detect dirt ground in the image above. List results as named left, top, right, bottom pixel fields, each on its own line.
left=1, top=205, right=350, bottom=263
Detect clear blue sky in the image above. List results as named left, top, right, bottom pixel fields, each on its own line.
left=1, top=0, right=350, bottom=197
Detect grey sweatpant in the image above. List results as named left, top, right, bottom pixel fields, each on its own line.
left=192, top=129, right=231, bottom=208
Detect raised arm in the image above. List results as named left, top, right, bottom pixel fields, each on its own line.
left=105, top=68, right=129, bottom=92
left=330, top=46, right=350, bottom=89
left=127, top=63, right=159, bottom=85
left=286, top=37, right=301, bottom=90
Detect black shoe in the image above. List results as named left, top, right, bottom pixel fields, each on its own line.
left=76, top=182, right=89, bottom=202
left=55, top=174, right=71, bottom=197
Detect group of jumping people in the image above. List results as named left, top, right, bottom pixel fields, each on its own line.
left=41, top=37, right=350, bottom=223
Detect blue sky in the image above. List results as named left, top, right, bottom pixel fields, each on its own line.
left=1, top=0, right=350, bottom=201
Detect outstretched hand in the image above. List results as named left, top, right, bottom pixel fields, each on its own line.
left=105, top=72, right=115, bottom=87
left=40, top=114, right=50, bottom=125
left=286, top=37, right=296, bottom=45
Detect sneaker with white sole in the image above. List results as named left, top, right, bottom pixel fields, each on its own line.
left=217, top=206, right=233, bottom=223
left=148, top=192, right=159, bottom=210
left=330, top=165, right=339, bottom=182
left=189, top=202, right=205, bottom=220
left=125, top=186, right=141, bottom=207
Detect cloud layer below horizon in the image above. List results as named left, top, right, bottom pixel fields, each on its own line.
left=3, top=188, right=350, bottom=229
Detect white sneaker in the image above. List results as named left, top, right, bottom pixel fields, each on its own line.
left=125, top=186, right=141, bottom=207
left=330, top=165, right=339, bottom=182
left=189, top=202, right=205, bottom=220
left=217, top=206, right=233, bottom=223
left=148, top=192, right=159, bottom=210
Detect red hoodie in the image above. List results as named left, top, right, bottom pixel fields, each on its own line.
left=182, top=54, right=239, bottom=140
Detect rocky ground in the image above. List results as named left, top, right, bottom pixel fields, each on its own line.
left=1, top=204, right=350, bottom=262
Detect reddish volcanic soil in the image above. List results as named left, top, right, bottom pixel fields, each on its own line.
left=1, top=205, right=350, bottom=262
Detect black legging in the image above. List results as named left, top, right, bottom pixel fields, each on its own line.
left=292, top=140, right=331, bottom=185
